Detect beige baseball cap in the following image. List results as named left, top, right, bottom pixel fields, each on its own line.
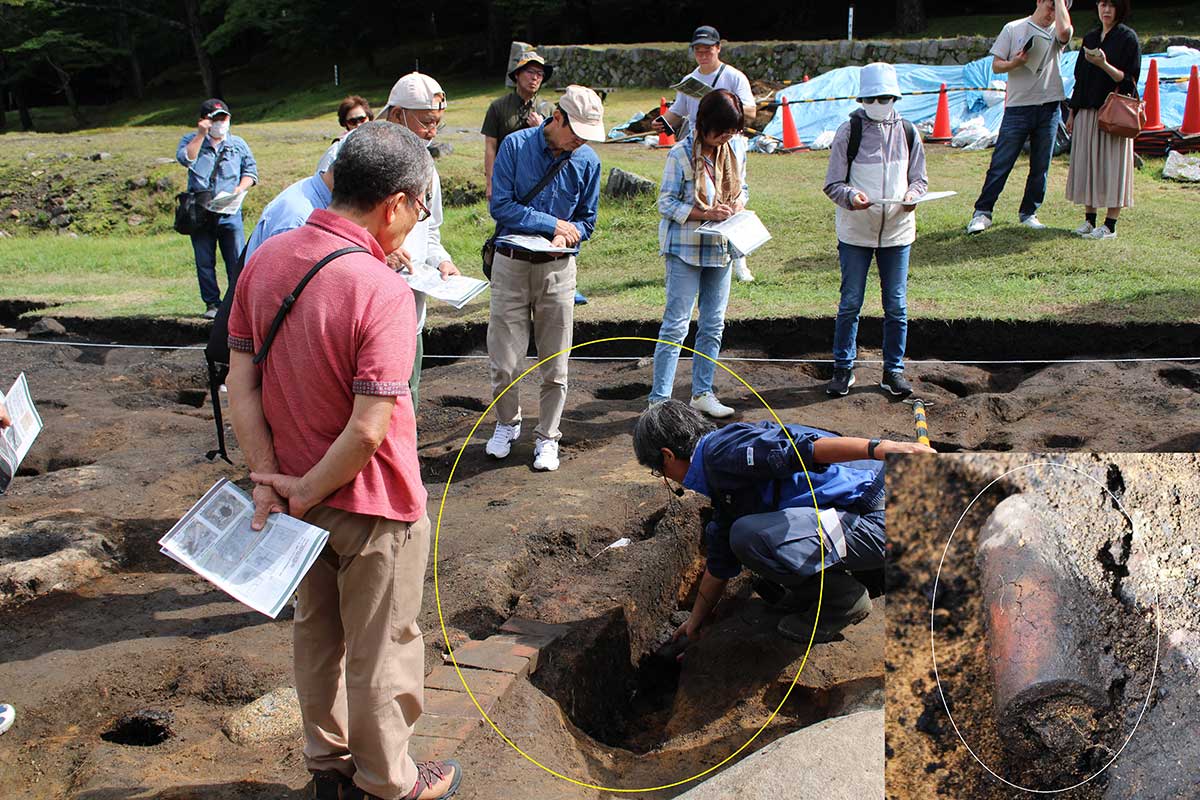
left=384, top=72, right=446, bottom=112
left=558, top=85, right=605, bottom=142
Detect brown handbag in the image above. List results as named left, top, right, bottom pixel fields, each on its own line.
left=1097, top=91, right=1146, bottom=139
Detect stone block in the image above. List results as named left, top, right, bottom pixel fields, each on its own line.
left=424, top=687, right=498, bottom=718
left=222, top=687, right=301, bottom=745
left=425, top=665, right=516, bottom=698
left=417, top=714, right=481, bottom=741
left=408, top=734, right=461, bottom=762
left=447, top=639, right=531, bottom=676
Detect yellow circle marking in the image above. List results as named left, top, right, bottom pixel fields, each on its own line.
left=433, top=336, right=832, bottom=793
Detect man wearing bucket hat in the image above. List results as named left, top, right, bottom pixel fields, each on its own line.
left=823, top=62, right=927, bottom=399
left=654, top=26, right=757, bottom=282
left=484, top=85, right=604, bottom=472
left=176, top=98, right=258, bottom=319
left=482, top=51, right=554, bottom=201
left=381, top=72, right=462, bottom=411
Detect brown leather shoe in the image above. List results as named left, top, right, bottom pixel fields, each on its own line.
left=344, top=760, right=463, bottom=800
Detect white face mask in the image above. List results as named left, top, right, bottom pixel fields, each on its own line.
left=862, top=100, right=895, bottom=121
left=210, top=119, right=230, bottom=138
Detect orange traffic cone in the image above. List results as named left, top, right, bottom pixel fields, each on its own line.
left=803, top=74, right=810, bottom=82
left=1182, top=65, right=1200, bottom=136
left=1142, top=58, right=1164, bottom=132
left=928, top=83, right=952, bottom=142
left=781, top=97, right=804, bottom=150
left=657, top=97, right=675, bottom=147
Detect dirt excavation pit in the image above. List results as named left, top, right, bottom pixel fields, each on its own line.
left=885, top=454, right=1200, bottom=800
left=1, top=328, right=1199, bottom=797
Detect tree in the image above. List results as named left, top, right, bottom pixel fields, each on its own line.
left=895, top=0, right=926, bottom=35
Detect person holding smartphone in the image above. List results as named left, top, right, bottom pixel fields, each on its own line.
left=966, top=0, right=1073, bottom=235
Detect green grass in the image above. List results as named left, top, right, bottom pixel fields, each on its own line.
left=893, top=3, right=1200, bottom=40
left=2, top=81, right=1199, bottom=326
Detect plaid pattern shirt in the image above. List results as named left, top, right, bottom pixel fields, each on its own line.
left=657, top=133, right=749, bottom=268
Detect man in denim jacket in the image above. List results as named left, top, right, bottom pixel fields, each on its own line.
left=177, top=98, right=258, bottom=318
left=633, top=400, right=933, bottom=645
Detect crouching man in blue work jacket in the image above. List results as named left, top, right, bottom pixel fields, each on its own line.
left=633, top=400, right=934, bottom=644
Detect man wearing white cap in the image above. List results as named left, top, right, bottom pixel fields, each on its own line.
left=380, top=72, right=462, bottom=410
left=484, top=85, right=604, bottom=472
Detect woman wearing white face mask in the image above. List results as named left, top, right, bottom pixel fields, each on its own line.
left=822, top=62, right=928, bottom=399
left=176, top=98, right=259, bottom=319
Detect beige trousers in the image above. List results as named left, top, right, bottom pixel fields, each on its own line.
left=486, top=251, right=576, bottom=441
left=295, top=505, right=431, bottom=800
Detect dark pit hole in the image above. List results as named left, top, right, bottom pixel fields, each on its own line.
left=101, top=709, right=174, bottom=746
left=15, top=466, right=41, bottom=477
left=1159, top=367, right=1200, bottom=393
left=1043, top=434, right=1086, bottom=449
left=921, top=375, right=979, bottom=398
left=763, top=675, right=883, bottom=727
left=437, top=394, right=490, bottom=412
left=176, top=389, right=207, bottom=408
left=976, top=439, right=1013, bottom=452
left=75, top=347, right=112, bottom=366
left=928, top=440, right=964, bottom=453
left=46, top=455, right=96, bottom=472
left=632, top=504, right=668, bottom=540
left=0, top=530, right=73, bottom=560
left=593, top=382, right=651, bottom=401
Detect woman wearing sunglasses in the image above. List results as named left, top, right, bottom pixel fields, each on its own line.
left=316, top=95, right=374, bottom=176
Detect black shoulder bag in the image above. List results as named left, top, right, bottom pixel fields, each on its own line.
left=174, top=143, right=223, bottom=236
left=481, top=152, right=572, bottom=279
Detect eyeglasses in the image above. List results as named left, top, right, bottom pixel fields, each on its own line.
left=401, top=109, right=444, bottom=134
left=861, top=97, right=896, bottom=104
left=345, top=115, right=370, bottom=127
left=556, top=105, right=584, bottom=141
left=412, top=193, right=431, bottom=222
left=522, top=69, right=545, bottom=80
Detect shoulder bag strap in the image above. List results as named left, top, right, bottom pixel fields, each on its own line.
left=709, top=64, right=727, bottom=87
left=519, top=152, right=572, bottom=205
left=252, top=246, right=370, bottom=365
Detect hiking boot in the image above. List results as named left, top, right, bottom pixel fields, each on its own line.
left=751, top=576, right=789, bottom=607
left=777, top=572, right=872, bottom=644
left=343, top=760, right=462, bottom=800
left=310, top=769, right=352, bottom=800
left=532, top=438, right=560, bottom=471
left=1074, top=221, right=1095, bottom=237
left=880, top=370, right=913, bottom=397
left=202, top=303, right=220, bottom=320
left=690, top=391, right=735, bottom=419
left=826, top=368, right=855, bottom=396
left=484, top=421, right=521, bottom=459
left=966, top=212, right=992, bottom=234
left=1019, top=214, right=1046, bottom=230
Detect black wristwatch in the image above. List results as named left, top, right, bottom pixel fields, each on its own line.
left=867, top=438, right=882, bottom=459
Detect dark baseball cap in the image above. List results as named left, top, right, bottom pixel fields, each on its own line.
left=199, top=98, right=231, bottom=119
left=692, top=25, right=720, bottom=46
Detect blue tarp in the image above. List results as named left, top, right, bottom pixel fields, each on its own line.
left=760, top=49, right=1200, bottom=143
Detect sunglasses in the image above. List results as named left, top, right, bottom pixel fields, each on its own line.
left=345, top=115, right=370, bottom=127
left=861, top=96, right=897, bottom=104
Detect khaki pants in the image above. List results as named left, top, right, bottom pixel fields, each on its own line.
left=486, top=251, right=576, bottom=441
left=295, top=505, right=431, bottom=800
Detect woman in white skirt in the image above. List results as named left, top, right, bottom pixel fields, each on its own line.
left=1066, top=0, right=1140, bottom=240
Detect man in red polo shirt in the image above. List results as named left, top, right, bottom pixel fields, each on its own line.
left=226, top=121, right=461, bottom=800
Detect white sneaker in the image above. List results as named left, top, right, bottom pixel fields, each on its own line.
left=1074, top=221, right=1095, bottom=237
left=966, top=213, right=992, bottom=234
left=532, top=439, right=560, bottom=471
left=1089, top=225, right=1117, bottom=240
left=1020, top=214, right=1046, bottom=230
left=733, top=260, right=755, bottom=283
left=0, top=703, right=14, bottom=735
left=690, top=391, right=735, bottom=419
left=485, top=422, right=521, bottom=459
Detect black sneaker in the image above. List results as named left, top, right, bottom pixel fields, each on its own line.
left=777, top=572, right=872, bottom=644
left=881, top=370, right=913, bottom=397
left=826, top=368, right=855, bottom=396
left=310, top=769, right=351, bottom=800
left=202, top=303, right=220, bottom=321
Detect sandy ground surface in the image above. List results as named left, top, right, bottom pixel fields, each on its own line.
left=1, top=338, right=1199, bottom=798
left=885, top=454, right=1200, bottom=799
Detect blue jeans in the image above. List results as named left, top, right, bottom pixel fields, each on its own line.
left=649, top=254, right=732, bottom=404
left=974, top=101, right=1061, bottom=219
left=833, top=242, right=910, bottom=373
left=191, top=212, right=245, bottom=306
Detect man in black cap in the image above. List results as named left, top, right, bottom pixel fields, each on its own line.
left=176, top=98, right=258, bottom=319
left=653, top=26, right=758, bottom=282
left=482, top=51, right=553, bottom=202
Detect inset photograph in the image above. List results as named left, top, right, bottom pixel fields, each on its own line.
left=885, top=454, right=1200, bottom=799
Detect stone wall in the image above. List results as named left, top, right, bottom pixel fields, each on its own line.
left=531, top=37, right=996, bottom=88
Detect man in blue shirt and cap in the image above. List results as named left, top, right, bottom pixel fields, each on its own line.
left=633, top=400, right=933, bottom=645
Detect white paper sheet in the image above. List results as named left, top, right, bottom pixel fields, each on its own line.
left=159, top=479, right=329, bottom=618
left=495, top=234, right=578, bottom=255
left=402, top=265, right=490, bottom=310
left=670, top=76, right=715, bottom=99
left=697, top=210, right=772, bottom=256
left=873, top=190, right=958, bottom=206
left=0, top=373, right=44, bottom=494
left=206, top=190, right=247, bottom=215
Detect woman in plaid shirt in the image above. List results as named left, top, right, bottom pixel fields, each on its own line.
left=648, top=89, right=749, bottom=419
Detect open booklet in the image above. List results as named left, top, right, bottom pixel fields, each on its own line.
left=205, top=190, right=247, bottom=215
left=0, top=373, right=44, bottom=495
left=697, top=210, right=772, bottom=257
left=495, top=233, right=579, bottom=255
left=402, top=265, right=490, bottom=310
left=873, top=190, right=958, bottom=206
left=159, top=479, right=329, bottom=618
left=670, top=75, right=715, bottom=99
